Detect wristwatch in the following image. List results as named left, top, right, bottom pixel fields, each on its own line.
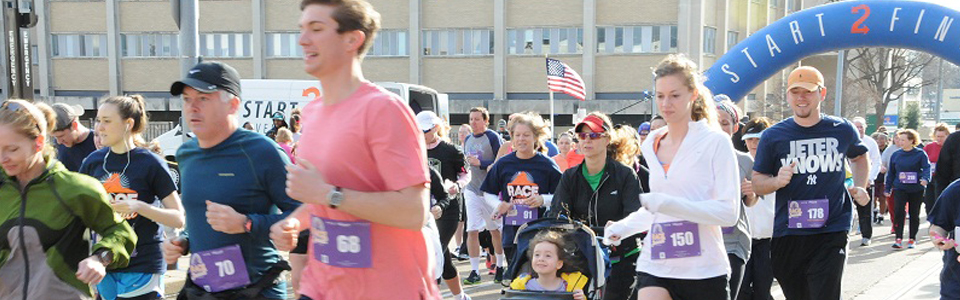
left=328, top=186, right=344, bottom=209
left=244, top=216, right=253, bottom=233
left=93, top=249, right=113, bottom=265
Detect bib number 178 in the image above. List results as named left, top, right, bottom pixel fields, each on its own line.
left=807, top=208, right=824, bottom=219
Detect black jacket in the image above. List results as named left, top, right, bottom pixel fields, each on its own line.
left=936, top=131, right=960, bottom=192
left=548, top=157, right=648, bottom=255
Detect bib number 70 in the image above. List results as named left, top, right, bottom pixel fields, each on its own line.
left=214, top=260, right=235, bottom=277
left=336, top=235, right=362, bottom=253
left=669, top=231, right=695, bottom=247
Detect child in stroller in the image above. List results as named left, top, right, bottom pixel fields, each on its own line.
left=509, top=230, right=588, bottom=299
left=501, top=218, right=607, bottom=300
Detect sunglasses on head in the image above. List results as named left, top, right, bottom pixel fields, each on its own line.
left=577, top=132, right=606, bottom=140
left=2, top=101, right=42, bottom=131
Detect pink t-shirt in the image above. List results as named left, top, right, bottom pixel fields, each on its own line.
left=297, top=82, right=440, bottom=300
left=278, top=142, right=296, bottom=164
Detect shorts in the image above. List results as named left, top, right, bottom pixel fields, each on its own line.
left=464, top=189, right=501, bottom=232
left=97, top=272, right=163, bottom=300
left=771, top=232, right=847, bottom=300
left=291, top=230, right=310, bottom=254
left=636, top=272, right=729, bottom=300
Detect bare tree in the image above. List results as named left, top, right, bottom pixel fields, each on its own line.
left=845, top=48, right=936, bottom=131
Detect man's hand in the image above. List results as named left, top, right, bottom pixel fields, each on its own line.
left=492, top=202, right=512, bottom=220
left=286, top=159, right=332, bottom=205
left=776, top=162, right=797, bottom=189
left=445, top=179, right=460, bottom=196
left=76, top=256, right=106, bottom=285
left=849, top=187, right=870, bottom=206
left=162, top=236, right=188, bottom=265
left=206, top=201, right=247, bottom=234
left=521, top=195, right=545, bottom=208
left=270, top=218, right=301, bottom=252
left=430, top=206, right=442, bottom=219
left=921, top=179, right=929, bottom=187
left=467, top=155, right=481, bottom=167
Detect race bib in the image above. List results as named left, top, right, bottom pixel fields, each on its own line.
left=311, top=216, right=372, bottom=268
left=649, top=221, right=701, bottom=260
left=189, top=244, right=250, bottom=293
left=898, top=172, right=919, bottom=184
left=504, top=204, right=538, bottom=226
left=788, top=199, right=829, bottom=229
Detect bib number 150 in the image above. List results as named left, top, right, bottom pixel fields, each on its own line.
left=670, top=231, right=695, bottom=247
left=336, top=235, right=362, bottom=253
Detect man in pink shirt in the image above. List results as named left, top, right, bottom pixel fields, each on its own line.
left=269, top=1, right=440, bottom=299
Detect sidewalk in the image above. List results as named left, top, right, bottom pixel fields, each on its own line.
left=849, top=245, right=944, bottom=300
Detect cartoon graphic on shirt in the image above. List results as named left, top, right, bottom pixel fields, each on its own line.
left=506, top=171, right=539, bottom=203
left=190, top=254, right=209, bottom=279
left=100, top=173, right=139, bottom=219
left=650, top=223, right=666, bottom=246
left=788, top=201, right=802, bottom=218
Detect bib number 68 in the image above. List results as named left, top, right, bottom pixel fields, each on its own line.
left=336, top=235, right=362, bottom=253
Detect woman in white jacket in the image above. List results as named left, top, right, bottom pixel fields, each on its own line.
left=605, top=54, right=741, bottom=300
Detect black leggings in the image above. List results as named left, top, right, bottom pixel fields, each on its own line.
left=738, top=238, right=773, bottom=300
left=893, top=189, right=923, bottom=240
left=437, top=217, right=460, bottom=280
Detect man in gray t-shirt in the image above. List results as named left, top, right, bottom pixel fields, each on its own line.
left=461, top=107, right=507, bottom=285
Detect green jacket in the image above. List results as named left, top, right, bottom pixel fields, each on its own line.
left=0, top=159, right=136, bottom=299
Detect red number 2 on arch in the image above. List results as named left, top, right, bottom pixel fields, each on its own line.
left=851, top=4, right=870, bottom=34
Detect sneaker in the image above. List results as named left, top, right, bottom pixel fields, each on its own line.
left=893, top=239, right=903, bottom=249
left=861, top=238, right=871, bottom=246
left=488, top=264, right=497, bottom=275
left=458, top=294, right=473, bottom=300
left=463, top=271, right=481, bottom=285
left=907, top=239, right=916, bottom=249
left=494, top=266, right=505, bottom=284
left=456, top=252, right=470, bottom=261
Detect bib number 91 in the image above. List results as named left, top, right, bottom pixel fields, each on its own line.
left=336, top=235, right=362, bottom=253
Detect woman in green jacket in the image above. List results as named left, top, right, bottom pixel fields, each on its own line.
left=0, top=99, right=136, bottom=300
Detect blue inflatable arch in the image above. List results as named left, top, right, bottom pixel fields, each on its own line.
left=704, top=0, right=960, bottom=102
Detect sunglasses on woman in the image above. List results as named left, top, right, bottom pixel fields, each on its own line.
left=577, top=132, right=606, bottom=140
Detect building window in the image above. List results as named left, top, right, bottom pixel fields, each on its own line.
left=422, top=29, right=493, bottom=56
left=266, top=32, right=302, bottom=58
left=507, top=28, right=581, bottom=55
left=199, top=33, right=251, bottom=58
left=368, top=30, right=409, bottom=56
left=121, top=33, right=179, bottom=57
left=704, top=27, right=717, bottom=55
left=596, top=25, right=677, bottom=54
left=52, top=34, right=107, bottom=57
left=727, top=31, right=739, bottom=51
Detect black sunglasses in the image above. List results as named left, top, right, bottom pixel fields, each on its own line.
left=2, top=101, right=42, bottom=131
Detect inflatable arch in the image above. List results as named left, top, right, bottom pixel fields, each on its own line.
left=703, top=0, right=960, bottom=102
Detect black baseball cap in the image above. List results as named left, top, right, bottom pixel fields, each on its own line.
left=170, top=61, right=242, bottom=96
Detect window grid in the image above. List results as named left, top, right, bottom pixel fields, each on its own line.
left=422, top=29, right=493, bottom=56
left=52, top=34, right=108, bottom=58
left=507, top=27, right=582, bottom=55
left=595, top=25, right=678, bottom=54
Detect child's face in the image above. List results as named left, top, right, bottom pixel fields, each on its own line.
left=532, top=242, right=564, bottom=276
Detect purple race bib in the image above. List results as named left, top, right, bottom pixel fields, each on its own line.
left=311, top=216, right=373, bottom=268
left=649, top=221, right=701, bottom=260
left=899, top=172, right=919, bottom=184
left=788, top=199, right=829, bottom=229
left=504, top=204, right=538, bottom=226
left=722, top=226, right=735, bottom=234
left=189, top=244, right=251, bottom=293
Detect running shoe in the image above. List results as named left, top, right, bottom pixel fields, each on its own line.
left=463, top=271, right=481, bottom=285
left=861, top=238, right=871, bottom=246
left=494, top=266, right=505, bottom=284
left=458, top=294, right=473, bottom=300
left=488, top=264, right=497, bottom=275
left=907, top=239, right=916, bottom=249
left=892, top=239, right=903, bottom=249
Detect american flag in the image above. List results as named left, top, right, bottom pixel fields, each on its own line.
left=546, top=58, right=586, bottom=101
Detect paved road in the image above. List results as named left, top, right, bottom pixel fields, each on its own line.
left=162, top=215, right=950, bottom=299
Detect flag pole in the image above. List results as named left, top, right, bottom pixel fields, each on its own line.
left=546, top=54, right=555, bottom=142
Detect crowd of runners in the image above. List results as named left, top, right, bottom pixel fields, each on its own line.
left=1, top=1, right=960, bottom=300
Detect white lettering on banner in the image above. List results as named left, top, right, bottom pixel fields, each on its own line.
left=935, top=16, right=954, bottom=42
left=766, top=34, right=782, bottom=57
left=891, top=7, right=901, bottom=32
left=8, top=31, right=16, bottom=87
left=816, top=13, right=827, bottom=37
left=789, top=21, right=805, bottom=44
left=741, top=47, right=758, bottom=68
left=722, top=64, right=740, bottom=83
left=780, top=138, right=845, bottom=175
left=507, top=185, right=539, bottom=199
left=916, top=9, right=926, bottom=34
left=242, top=100, right=302, bottom=120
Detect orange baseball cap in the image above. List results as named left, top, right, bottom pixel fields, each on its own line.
left=787, top=66, right=825, bottom=92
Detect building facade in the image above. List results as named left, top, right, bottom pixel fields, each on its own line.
left=3, top=0, right=839, bottom=127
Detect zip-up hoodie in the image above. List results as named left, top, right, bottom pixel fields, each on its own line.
left=0, top=159, right=136, bottom=299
